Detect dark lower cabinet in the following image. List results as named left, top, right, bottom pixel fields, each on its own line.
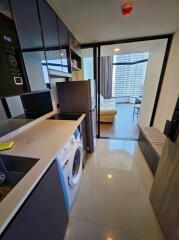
left=139, top=130, right=159, bottom=175
left=150, top=138, right=179, bottom=240
left=0, top=0, right=12, bottom=19
left=1, top=160, right=69, bottom=240
left=158, top=164, right=179, bottom=240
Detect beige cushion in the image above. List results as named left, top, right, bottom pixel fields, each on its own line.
left=141, top=127, right=165, bottom=144
left=100, top=108, right=117, bottom=116
left=100, top=95, right=117, bottom=122
left=100, top=115, right=115, bottom=123
left=140, top=127, right=165, bottom=157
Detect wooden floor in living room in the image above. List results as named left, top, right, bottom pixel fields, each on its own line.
left=100, top=103, right=140, bottom=139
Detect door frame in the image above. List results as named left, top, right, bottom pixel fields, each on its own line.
left=82, top=34, right=173, bottom=139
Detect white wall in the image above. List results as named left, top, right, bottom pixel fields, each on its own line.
left=83, top=57, right=93, bottom=80
left=154, top=30, right=179, bottom=132
left=77, top=48, right=94, bottom=81
left=50, top=78, right=66, bottom=111
left=23, top=52, right=47, bottom=91
left=0, top=101, right=8, bottom=122
left=6, top=96, right=24, bottom=117
left=139, top=39, right=168, bottom=127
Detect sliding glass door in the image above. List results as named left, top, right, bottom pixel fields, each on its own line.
left=99, top=39, right=168, bottom=140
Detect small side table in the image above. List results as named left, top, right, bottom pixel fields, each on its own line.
left=133, top=104, right=141, bottom=119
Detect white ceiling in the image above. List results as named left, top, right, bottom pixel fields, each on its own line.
left=81, top=39, right=168, bottom=57
left=100, top=39, right=168, bottom=56
left=48, top=0, right=179, bottom=44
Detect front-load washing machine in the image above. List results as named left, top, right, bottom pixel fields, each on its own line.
left=57, top=132, right=83, bottom=212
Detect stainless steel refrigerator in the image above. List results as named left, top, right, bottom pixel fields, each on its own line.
left=56, top=80, right=97, bottom=152
left=150, top=98, right=179, bottom=240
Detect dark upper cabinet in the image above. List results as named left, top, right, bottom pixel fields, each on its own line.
left=38, top=0, right=60, bottom=67
left=10, top=0, right=43, bottom=49
left=0, top=0, right=12, bottom=19
left=0, top=0, right=79, bottom=96
left=10, top=0, right=49, bottom=91
left=38, top=0, right=71, bottom=76
left=0, top=13, right=30, bottom=97
left=57, top=17, right=71, bottom=74
left=38, top=0, right=59, bottom=48
left=58, top=18, right=69, bottom=49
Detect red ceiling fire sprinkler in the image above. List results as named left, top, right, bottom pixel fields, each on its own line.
left=122, top=3, right=133, bottom=16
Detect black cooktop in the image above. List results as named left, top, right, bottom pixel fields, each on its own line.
left=48, top=113, right=81, bottom=120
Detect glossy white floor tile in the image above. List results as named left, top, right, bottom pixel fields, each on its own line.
left=64, top=139, right=165, bottom=240
left=65, top=219, right=148, bottom=240
left=100, top=104, right=139, bottom=139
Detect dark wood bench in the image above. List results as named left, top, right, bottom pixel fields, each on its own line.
left=139, top=127, right=165, bottom=175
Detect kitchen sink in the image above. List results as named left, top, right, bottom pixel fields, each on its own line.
left=0, top=154, right=39, bottom=202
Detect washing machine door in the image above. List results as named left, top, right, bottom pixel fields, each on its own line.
left=68, top=144, right=83, bottom=188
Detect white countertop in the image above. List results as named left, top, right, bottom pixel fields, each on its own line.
left=0, top=114, right=85, bottom=234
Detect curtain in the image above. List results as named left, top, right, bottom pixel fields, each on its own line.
left=100, top=56, right=113, bottom=99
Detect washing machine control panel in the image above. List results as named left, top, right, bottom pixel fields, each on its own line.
left=57, top=135, right=75, bottom=165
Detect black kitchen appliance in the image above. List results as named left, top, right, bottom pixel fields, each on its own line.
left=18, top=90, right=53, bottom=119
left=56, top=80, right=97, bottom=152
left=0, top=91, right=53, bottom=137
left=48, top=113, right=81, bottom=121
left=0, top=13, right=29, bottom=97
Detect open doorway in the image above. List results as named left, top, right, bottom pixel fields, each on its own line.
left=99, top=39, right=168, bottom=140
left=100, top=52, right=148, bottom=139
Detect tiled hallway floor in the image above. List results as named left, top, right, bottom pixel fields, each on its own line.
left=100, top=104, right=139, bottom=140
left=64, top=139, right=165, bottom=240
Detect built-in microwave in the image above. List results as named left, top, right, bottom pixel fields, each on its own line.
left=0, top=13, right=30, bottom=98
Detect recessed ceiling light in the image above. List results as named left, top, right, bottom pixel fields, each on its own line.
left=114, top=48, right=120, bottom=52
left=107, top=174, right=112, bottom=179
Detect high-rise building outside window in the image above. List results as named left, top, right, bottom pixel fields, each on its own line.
left=112, top=52, right=149, bottom=99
